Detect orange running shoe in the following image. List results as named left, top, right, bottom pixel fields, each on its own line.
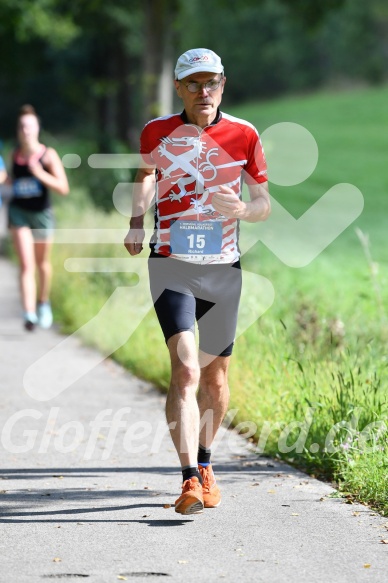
left=174, top=477, right=204, bottom=515
left=198, top=464, right=221, bottom=508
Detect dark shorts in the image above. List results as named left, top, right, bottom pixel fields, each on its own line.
left=148, top=252, right=242, bottom=357
left=8, top=204, right=54, bottom=240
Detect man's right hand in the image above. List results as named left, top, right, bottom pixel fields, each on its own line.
left=124, top=225, right=145, bottom=256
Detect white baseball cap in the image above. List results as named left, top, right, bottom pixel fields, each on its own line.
left=174, top=48, right=224, bottom=80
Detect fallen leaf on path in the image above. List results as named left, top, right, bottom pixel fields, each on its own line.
left=291, top=513, right=299, bottom=516
left=381, top=540, right=388, bottom=544
left=163, top=504, right=171, bottom=509
left=352, top=512, right=360, bottom=516
left=267, top=490, right=276, bottom=494
left=363, top=564, right=371, bottom=568
left=178, top=560, right=188, bottom=564
left=52, top=558, right=61, bottom=563
left=117, top=577, right=127, bottom=581
left=142, top=515, right=150, bottom=518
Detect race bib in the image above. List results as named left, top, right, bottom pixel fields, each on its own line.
left=170, top=220, right=222, bottom=261
left=13, top=177, right=43, bottom=199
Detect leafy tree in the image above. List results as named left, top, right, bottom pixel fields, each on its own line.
left=0, top=0, right=78, bottom=46
left=0, top=0, right=386, bottom=148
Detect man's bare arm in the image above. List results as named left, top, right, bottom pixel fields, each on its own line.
left=124, top=166, right=156, bottom=256
left=212, top=181, right=270, bottom=222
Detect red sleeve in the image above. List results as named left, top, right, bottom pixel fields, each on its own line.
left=139, top=123, right=156, bottom=167
left=244, top=127, right=267, bottom=185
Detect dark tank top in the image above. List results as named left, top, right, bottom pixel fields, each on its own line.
left=12, top=147, right=50, bottom=212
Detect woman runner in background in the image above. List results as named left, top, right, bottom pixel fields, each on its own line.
left=8, top=104, right=69, bottom=330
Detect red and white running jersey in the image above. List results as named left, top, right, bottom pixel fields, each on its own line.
left=140, top=109, right=267, bottom=264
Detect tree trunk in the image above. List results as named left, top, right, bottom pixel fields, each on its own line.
left=115, top=43, right=133, bottom=144
left=157, top=28, right=174, bottom=117
left=92, top=40, right=116, bottom=151
left=143, top=0, right=177, bottom=124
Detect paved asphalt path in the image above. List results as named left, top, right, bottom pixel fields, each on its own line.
left=0, top=255, right=387, bottom=583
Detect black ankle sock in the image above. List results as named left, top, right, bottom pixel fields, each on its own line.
left=198, top=444, right=211, bottom=466
left=182, top=465, right=203, bottom=485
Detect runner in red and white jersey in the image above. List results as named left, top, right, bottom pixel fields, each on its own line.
left=140, top=108, right=267, bottom=263
left=125, top=48, right=270, bottom=516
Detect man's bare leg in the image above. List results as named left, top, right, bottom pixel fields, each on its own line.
left=166, top=331, right=205, bottom=514
left=197, top=352, right=231, bottom=449
left=196, top=352, right=230, bottom=508
left=166, top=331, right=200, bottom=468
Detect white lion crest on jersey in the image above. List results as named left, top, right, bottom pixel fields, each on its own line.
left=158, top=136, right=207, bottom=178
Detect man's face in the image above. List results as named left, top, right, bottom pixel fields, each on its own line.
left=174, top=72, right=226, bottom=120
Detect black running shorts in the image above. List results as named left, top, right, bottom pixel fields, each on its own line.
left=148, top=252, right=242, bottom=357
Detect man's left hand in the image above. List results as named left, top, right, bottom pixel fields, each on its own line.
left=212, top=185, right=245, bottom=219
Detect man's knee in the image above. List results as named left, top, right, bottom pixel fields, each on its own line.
left=200, top=353, right=229, bottom=379
left=200, top=380, right=229, bottom=401
left=171, top=361, right=200, bottom=392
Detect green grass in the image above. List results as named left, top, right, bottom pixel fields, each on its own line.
left=50, top=84, right=388, bottom=514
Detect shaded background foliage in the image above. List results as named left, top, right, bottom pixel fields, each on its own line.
left=0, top=0, right=387, bottom=147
